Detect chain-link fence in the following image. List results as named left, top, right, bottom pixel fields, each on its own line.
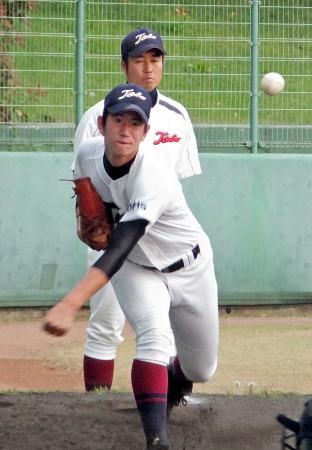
left=259, top=1, right=312, bottom=149
left=0, top=0, right=76, bottom=147
left=1, top=0, right=311, bottom=151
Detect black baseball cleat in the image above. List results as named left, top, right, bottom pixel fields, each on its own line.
left=167, top=358, right=193, bottom=418
left=146, top=436, right=169, bottom=449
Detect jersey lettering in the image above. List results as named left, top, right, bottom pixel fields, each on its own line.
left=127, top=201, right=147, bottom=211
left=153, top=131, right=181, bottom=145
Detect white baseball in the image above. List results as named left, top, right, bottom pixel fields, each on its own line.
left=261, top=72, right=285, bottom=96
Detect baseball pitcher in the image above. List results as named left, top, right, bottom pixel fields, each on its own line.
left=43, top=83, right=219, bottom=450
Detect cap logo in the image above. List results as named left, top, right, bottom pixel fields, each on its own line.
left=134, top=32, right=157, bottom=46
left=118, top=88, right=147, bottom=101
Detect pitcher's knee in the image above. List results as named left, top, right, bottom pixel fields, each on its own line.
left=182, top=358, right=217, bottom=383
left=135, top=329, right=172, bottom=366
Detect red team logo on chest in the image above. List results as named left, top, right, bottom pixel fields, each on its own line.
left=153, top=131, right=181, bottom=145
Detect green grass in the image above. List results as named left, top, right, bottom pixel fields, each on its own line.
left=3, top=2, right=312, bottom=130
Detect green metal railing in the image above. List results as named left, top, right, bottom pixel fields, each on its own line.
left=75, top=0, right=85, bottom=126
left=1, top=1, right=311, bottom=152
left=250, top=0, right=259, bottom=153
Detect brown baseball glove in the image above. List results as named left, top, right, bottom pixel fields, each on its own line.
left=72, top=177, right=113, bottom=251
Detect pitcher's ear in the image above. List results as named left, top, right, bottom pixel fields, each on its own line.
left=97, top=116, right=105, bottom=135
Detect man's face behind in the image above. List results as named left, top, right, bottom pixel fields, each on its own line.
left=122, top=50, right=164, bottom=92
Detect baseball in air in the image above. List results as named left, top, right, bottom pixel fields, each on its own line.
left=261, top=72, right=285, bottom=96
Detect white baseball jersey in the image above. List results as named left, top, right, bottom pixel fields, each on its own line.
left=75, top=137, right=218, bottom=373
left=74, top=138, right=209, bottom=271
left=73, top=90, right=201, bottom=179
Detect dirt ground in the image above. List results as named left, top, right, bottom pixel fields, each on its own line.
left=1, top=306, right=312, bottom=393
left=0, top=307, right=311, bottom=449
left=0, top=316, right=86, bottom=392
left=0, top=392, right=310, bottom=450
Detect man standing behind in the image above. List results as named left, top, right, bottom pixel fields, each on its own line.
left=73, top=28, right=202, bottom=396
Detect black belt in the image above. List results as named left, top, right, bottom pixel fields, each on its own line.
left=161, top=244, right=200, bottom=273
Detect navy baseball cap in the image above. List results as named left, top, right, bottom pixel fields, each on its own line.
left=103, top=83, right=152, bottom=124
left=121, top=28, right=166, bottom=59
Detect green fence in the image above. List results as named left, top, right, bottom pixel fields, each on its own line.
left=1, top=152, right=311, bottom=307
left=1, top=1, right=312, bottom=307
left=1, top=1, right=312, bottom=151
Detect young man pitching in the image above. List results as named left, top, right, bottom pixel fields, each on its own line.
left=44, top=83, right=219, bottom=450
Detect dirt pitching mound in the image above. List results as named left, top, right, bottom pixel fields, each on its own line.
left=0, top=392, right=309, bottom=449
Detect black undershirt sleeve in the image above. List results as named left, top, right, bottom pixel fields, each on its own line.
left=92, top=219, right=149, bottom=279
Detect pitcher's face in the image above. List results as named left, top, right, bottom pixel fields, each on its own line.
left=103, top=111, right=148, bottom=166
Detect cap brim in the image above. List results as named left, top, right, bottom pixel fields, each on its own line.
left=107, top=103, right=149, bottom=124
left=126, top=44, right=166, bottom=58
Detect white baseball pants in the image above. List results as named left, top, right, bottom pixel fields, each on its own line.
left=110, top=232, right=219, bottom=382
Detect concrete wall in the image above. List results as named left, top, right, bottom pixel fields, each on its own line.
left=1, top=152, right=311, bottom=307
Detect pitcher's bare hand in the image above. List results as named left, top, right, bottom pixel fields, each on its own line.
left=42, top=301, right=76, bottom=337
